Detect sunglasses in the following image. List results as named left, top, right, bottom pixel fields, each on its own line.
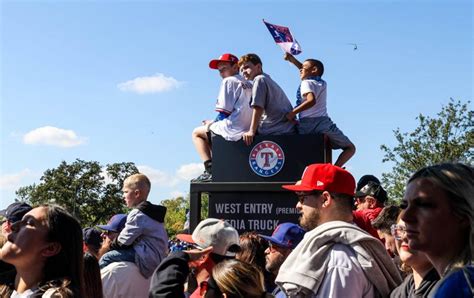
left=296, top=191, right=322, bottom=204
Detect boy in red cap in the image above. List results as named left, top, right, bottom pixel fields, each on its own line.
left=275, top=163, right=401, bottom=297
left=192, top=53, right=253, bottom=182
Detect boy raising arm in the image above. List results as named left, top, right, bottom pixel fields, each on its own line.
left=284, top=53, right=356, bottom=167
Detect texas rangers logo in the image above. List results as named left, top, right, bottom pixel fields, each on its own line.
left=249, top=141, right=285, bottom=177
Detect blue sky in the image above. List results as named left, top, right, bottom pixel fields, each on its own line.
left=1, top=0, right=472, bottom=209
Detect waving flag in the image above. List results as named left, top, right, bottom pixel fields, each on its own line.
left=263, top=19, right=302, bottom=55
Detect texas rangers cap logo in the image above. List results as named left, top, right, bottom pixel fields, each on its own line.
left=249, top=141, right=285, bottom=177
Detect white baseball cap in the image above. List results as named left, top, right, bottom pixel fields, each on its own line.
left=176, top=218, right=240, bottom=257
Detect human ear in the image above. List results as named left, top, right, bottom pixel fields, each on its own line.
left=134, top=189, right=141, bottom=198
left=321, top=191, right=332, bottom=207
left=41, top=242, right=61, bottom=257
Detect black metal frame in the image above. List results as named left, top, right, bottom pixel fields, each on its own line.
left=189, top=182, right=293, bottom=232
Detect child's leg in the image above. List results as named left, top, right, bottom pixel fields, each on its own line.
left=192, top=125, right=212, bottom=162
left=301, top=117, right=355, bottom=167
left=334, top=142, right=356, bottom=167
left=99, top=248, right=136, bottom=269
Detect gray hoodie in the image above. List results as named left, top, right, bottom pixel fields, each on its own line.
left=115, top=201, right=168, bottom=278
left=276, top=221, right=402, bottom=297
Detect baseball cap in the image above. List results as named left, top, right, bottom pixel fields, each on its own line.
left=282, top=163, right=356, bottom=196
left=176, top=218, right=240, bottom=257
left=355, top=181, right=388, bottom=203
left=209, top=53, right=239, bottom=69
left=0, top=202, right=33, bottom=223
left=83, top=227, right=103, bottom=248
left=97, top=214, right=127, bottom=233
left=356, top=174, right=381, bottom=191
left=259, top=222, right=305, bottom=249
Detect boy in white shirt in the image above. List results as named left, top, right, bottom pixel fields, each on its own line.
left=192, top=53, right=252, bottom=182
left=284, top=53, right=355, bottom=167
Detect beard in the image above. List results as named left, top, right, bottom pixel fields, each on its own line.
left=299, top=207, right=320, bottom=231
left=265, top=253, right=286, bottom=274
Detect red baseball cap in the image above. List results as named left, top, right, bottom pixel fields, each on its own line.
left=209, top=53, right=239, bottom=69
left=282, top=163, right=356, bottom=196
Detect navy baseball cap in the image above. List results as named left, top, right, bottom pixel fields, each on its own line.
left=97, top=214, right=127, bottom=233
left=83, top=227, right=103, bottom=248
left=259, top=222, right=305, bottom=249
left=0, top=202, right=33, bottom=223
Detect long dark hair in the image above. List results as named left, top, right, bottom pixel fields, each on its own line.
left=42, top=204, right=85, bottom=297
left=83, top=253, right=103, bottom=298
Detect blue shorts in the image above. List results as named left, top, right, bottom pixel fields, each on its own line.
left=298, top=116, right=352, bottom=149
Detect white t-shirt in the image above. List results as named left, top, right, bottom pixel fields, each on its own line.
left=209, top=74, right=253, bottom=141
left=299, top=78, right=328, bottom=118
left=11, top=288, right=58, bottom=298
left=101, top=261, right=151, bottom=298
left=316, top=244, right=375, bottom=297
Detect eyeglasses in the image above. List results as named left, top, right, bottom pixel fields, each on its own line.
left=390, top=224, right=407, bottom=240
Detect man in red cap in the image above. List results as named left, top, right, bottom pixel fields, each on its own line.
left=192, top=53, right=253, bottom=182
left=275, top=163, right=401, bottom=297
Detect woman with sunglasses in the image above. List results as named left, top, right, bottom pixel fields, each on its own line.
left=401, top=163, right=473, bottom=297
left=0, top=204, right=85, bottom=297
left=389, top=217, right=439, bottom=297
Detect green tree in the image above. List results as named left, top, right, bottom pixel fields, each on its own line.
left=16, top=159, right=139, bottom=226
left=381, top=99, right=473, bottom=201
left=162, top=193, right=209, bottom=238
left=162, top=196, right=189, bottom=237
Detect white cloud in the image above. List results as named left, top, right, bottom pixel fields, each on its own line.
left=176, top=163, right=204, bottom=181
left=137, top=165, right=180, bottom=188
left=118, top=73, right=183, bottom=94
left=23, top=126, right=86, bottom=148
left=0, top=169, right=33, bottom=190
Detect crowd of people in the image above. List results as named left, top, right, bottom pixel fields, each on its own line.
left=0, top=53, right=472, bottom=297
left=0, top=162, right=470, bottom=297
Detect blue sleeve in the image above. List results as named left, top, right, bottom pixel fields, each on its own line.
left=215, top=112, right=230, bottom=122
left=434, top=267, right=474, bottom=298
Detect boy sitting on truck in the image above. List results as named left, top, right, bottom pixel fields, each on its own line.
left=284, top=53, right=355, bottom=167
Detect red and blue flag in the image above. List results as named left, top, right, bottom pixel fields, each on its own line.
left=263, top=19, right=302, bottom=55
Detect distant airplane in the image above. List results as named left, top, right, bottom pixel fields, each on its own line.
left=347, top=43, right=358, bottom=50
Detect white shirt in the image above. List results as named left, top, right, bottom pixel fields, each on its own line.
left=317, top=244, right=375, bottom=297
left=209, top=74, right=253, bottom=141
left=101, top=261, right=151, bottom=298
left=11, top=288, right=58, bottom=298
left=299, top=78, right=328, bottom=118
